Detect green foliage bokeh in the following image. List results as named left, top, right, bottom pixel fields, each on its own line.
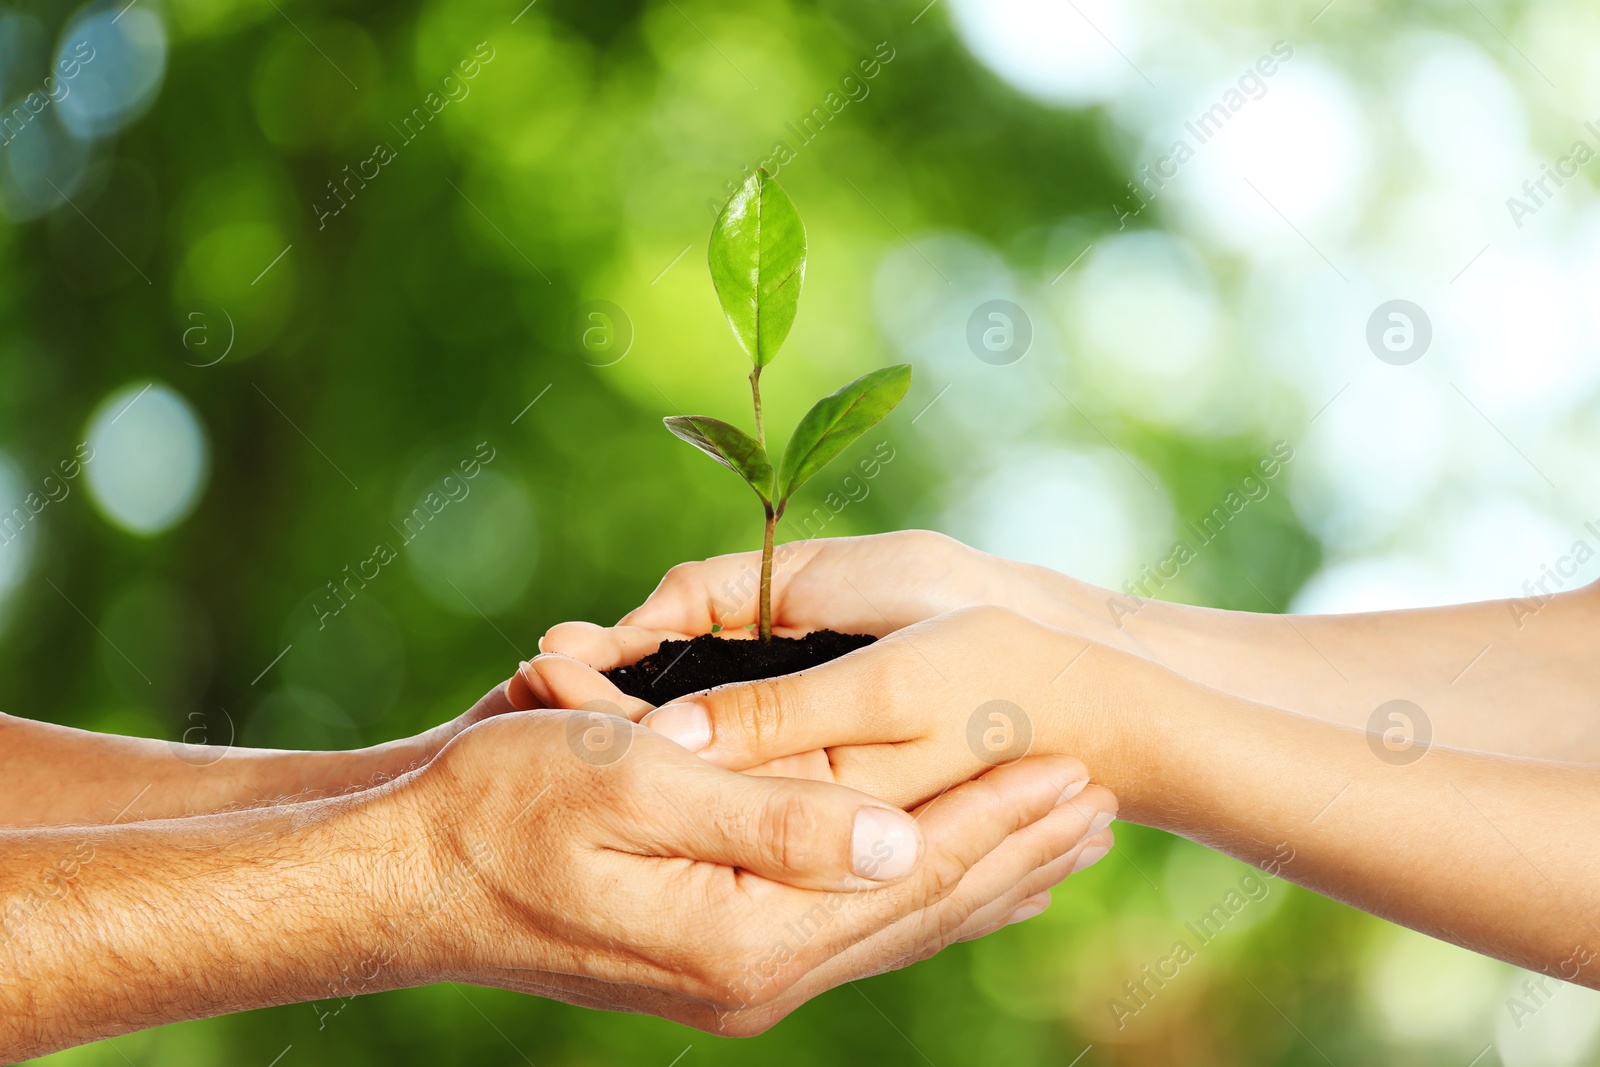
left=0, top=0, right=1536, bottom=1063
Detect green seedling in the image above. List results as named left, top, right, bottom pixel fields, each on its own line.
left=665, top=169, right=911, bottom=642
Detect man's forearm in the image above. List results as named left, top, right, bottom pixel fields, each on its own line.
left=0, top=785, right=435, bottom=1058
left=0, top=713, right=435, bottom=826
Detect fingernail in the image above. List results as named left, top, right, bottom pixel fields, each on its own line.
left=1088, top=811, right=1115, bottom=835
left=1006, top=900, right=1048, bottom=925
left=1071, top=842, right=1111, bottom=874
left=1054, top=778, right=1089, bottom=806
left=852, top=806, right=922, bottom=881
left=641, top=702, right=711, bottom=753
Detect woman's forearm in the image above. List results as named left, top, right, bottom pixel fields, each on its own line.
left=1005, top=557, right=1600, bottom=761
left=0, top=788, right=430, bottom=1058
left=0, top=713, right=435, bottom=826
left=1074, top=654, right=1600, bottom=982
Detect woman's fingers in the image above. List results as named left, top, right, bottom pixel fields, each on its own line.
left=513, top=654, right=655, bottom=720
left=539, top=619, right=814, bottom=672
left=619, top=548, right=808, bottom=633
left=539, top=620, right=688, bottom=671
left=637, top=638, right=916, bottom=768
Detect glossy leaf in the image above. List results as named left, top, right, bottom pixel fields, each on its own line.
left=708, top=169, right=806, bottom=368
left=663, top=415, right=774, bottom=504
left=777, top=364, right=911, bottom=506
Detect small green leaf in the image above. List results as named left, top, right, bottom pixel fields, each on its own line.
left=708, top=169, right=806, bottom=369
left=776, top=364, right=912, bottom=506
left=663, top=415, right=774, bottom=504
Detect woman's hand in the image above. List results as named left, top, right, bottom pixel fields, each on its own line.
left=536, top=606, right=1600, bottom=988
left=527, top=606, right=1141, bottom=809
left=536, top=530, right=1137, bottom=671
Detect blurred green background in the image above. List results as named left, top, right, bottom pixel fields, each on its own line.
left=5, top=0, right=1599, bottom=1062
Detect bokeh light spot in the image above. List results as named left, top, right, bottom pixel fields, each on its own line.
left=83, top=381, right=210, bottom=536
left=55, top=6, right=167, bottom=140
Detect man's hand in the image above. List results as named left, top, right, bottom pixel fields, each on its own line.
left=396, top=704, right=1116, bottom=1032
left=0, top=687, right=1114, bottom=1057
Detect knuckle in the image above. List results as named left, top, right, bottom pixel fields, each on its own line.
left=959, top=603, right=1029, bottom=634
left=659, top=561, right=702, bottom=592
left=760, top=791, right=825, bottom=875
left=723, top=677, right=788, bottom=751
left=916, top=845, right=973, bottom=906
left=902, top=528, right=950, bottom=550
left=932, top=898, right=976, bottom=944
left=683, top=954, right=744, bottom=1006
left=1076, top=784, right=1119, bottom=820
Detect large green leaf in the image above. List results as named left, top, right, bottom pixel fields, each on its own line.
left=663, top=415, right=774, bottom=504
left=776, top=364, right=912, bottom=506
left=708, top=169, right=806, bottom=369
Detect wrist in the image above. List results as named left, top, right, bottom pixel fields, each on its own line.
left=313, top=780, right=455, bottom=994
left=379, top=748, right=503, bottom=982
left=1030, top=621, right=1196, bottom=818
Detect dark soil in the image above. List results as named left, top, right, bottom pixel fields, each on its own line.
left=604, top=630, right=877, bottom=704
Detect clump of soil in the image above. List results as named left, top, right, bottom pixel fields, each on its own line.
left=604, top=630, right=876, bottom=705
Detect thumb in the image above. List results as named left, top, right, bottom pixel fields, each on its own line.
left=639, top=652, right=888, bottom=770
left=648, top=766, right=924, bottom=891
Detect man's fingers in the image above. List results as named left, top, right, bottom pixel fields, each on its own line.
left=720, top=766, right=1111, bottom=1015
left=911, top=781, right=1112, bottom=941
left=952, top=825, right=1116, bottom=942
left=876, top=756, right=1092, bottom=918
left=637, top=758, right=925, bottom=892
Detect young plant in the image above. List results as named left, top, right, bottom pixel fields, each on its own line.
left=664, top=169, right=911, bottom=643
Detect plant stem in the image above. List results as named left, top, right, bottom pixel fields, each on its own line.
left=749, top=366, right=765, bottom=447
left=752, top=364, right=774, bottom=643
left=759, top=502, right=776, bottom=643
